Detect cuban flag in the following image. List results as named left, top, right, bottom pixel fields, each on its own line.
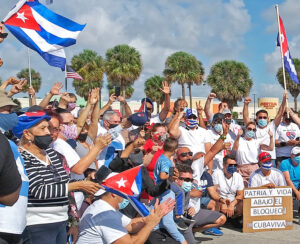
left=102, top=166, right=150, bottom=216
left=2, top=0, right=85, bottom=70
left=277, top=16, right=299, bottom=84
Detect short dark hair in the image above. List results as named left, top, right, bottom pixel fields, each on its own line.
left=151, top=123, right=165, bottom=133
left=176, top=163, right=193, bottom=174
left=68, top=93, right=77, bottom=100
left=223, top=154, right=236, bottom=164
left=256, top=109, right=268, bottom=117
left=163, top=137, right=178, bottom=152
left=174, top=98, right=184, bottom=109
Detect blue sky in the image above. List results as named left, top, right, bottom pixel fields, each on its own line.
left=0, top=0, right=299, bottom=103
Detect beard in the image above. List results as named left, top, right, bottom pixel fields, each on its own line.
left=180, top=159, right=193, bottom=166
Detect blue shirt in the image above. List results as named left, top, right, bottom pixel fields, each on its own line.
left=199, top=171, right=214, bottom=198
left=280, top=158, right=300, bottom=188
left=154, top=154, right=173, bottom=184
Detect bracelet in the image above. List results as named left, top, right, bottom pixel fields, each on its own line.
left=220, top=135, right=226, bottom=140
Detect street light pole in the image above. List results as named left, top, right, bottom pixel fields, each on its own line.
left=253, top=93, right=256, bottom=119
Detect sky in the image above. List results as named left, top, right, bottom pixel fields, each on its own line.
left=0, top=0, right=299, bottom=103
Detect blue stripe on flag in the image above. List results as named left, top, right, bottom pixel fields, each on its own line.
left=135, top=168, right=143, bottom=193
left=27, top=1, right=86, bottom=32
left=6, top=25, right=66, bottom=69
left=284, top=53, right=299, bottom=84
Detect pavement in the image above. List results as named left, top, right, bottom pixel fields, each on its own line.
left=193, top=209, right=300, bottom=244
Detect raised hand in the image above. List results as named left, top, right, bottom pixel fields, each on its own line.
left=109, top=93, right=117, bottom=104
left=244, top=97, right=252, bottom=105
left=0, top=58, right=3, bottom=67
left=160, top=81, right=171, bottom=95
left=50, top=82, right=63, bottom=95
left=238, top=129, right=243, bottom=136
left=283, top=91, right=288, bottom=101
left=268, top=129, right=273, bottom=138
left=133, top=137, right=146, bottom=148
left=0, top=23, right=6, bottom=43
left=10, top=78, right=27, bottom=95
left=7, top=77, right=20, bottom=85
left=208, top=92, right=216, bottom=99
left=88, top=88, right=99, bottom=105
left=222, top=121, right=229, bottom=135
left=196, top=101, right=203, bottom=115
left=95, top=134, right=112, bottom=149
left=117, top=95, right=126, bottom=104
left=28, top=86, right=36, bottom=96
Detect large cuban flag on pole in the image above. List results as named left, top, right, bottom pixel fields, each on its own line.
left=2, top=0, right=85, bottom=70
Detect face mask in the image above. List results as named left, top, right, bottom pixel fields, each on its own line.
left=246, top=130, right=255, bottom=139
left=261, top=161, right=272, bottom=170
left=77, top=133, right=88, bottom=142
left=61, top=124, right=77, bottom=140
left=182, top=181, right=193, bottom=192
left=227, top=165, right=237, bottom=175
left=118, top=198, right=129, bottom=209
left=33, top=135, right=53, bottom=150
left=0, top=113, right=19, bottom=132
left=214, top=123, right=223, bottom=133
left=67, top=103, right=76, bottom=111
left=225, top=118, right=232, bottom=125
left=257, top=119, right=268, bottom=127
left=294, top=156, right=300, bottom=165
left=181, top=159, right=193, bottom=166
left=186, top=119, right=198, bottom=128
left=109, top=123, right=119, bottom=129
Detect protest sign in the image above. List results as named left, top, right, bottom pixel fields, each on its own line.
left=243, top=186, right=293, bottom=233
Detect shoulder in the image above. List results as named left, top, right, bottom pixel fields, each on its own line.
left=249, top=168, right=261, bottom=178
left=271, top=167, right=285, bottom=176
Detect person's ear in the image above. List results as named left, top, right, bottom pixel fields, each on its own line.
left=23, top=129, right=34, bottom=142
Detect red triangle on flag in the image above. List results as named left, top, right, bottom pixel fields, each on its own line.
left=103, top=166, right=142, bottom=196
left=5, top=4, right=41, bottom=31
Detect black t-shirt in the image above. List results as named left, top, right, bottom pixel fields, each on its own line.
left=0, top=133, right=21, bottom=196
left=199, top=171, right=214, bottom=198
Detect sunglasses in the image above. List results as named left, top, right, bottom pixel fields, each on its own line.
left=188, top=116, right=197, bottom=120
left=180, top=152, right=193, bottom=157
left=260, top=155, right=271, bottom=161
left=258, top=116, right=268, bottom=120
left=47, top=164, right=61, bottom=183
left=247, top=128, right=256, bottom=132
left=179, top=177, right=193, bottom=182
left=146, top=107, right=153, bottom=112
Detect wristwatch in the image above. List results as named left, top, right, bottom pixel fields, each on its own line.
left=220, top=135, right=226, bottom=140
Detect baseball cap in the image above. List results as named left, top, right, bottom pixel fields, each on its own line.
left=212, top=113, right=225, bottom=122
left=128, top=112, right=148, bottom=126
left=291, top=147, right=300, bottom=155
left=222, top=109, right=232, bottom=115
left=141, top=98, right=154, bottom=108
left=0, top=90, right=17, bottom=108
left=12, top=111, right=51, bottom=138
left=185, top=108, right=198, bottom=118
left=258, top=152, right=272, bottom=163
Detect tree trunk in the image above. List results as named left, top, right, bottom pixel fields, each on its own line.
left=181, top=84, right=185, bottom=100
left=294, top=95, right=298, bottom=112
left=121, top=85, right=126, bottom=116
left=188, top=83, right=192, bottom=108
left=157, top=102, right=160, bottom=114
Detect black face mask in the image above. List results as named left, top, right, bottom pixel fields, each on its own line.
left=181, top=159, right=193, bottom=166
left=109, top=123, right=119, bottom=129
left=225, top=119, right=232, bottom=125
left=77, top=133, right=88, bottom=142
left=34, top=135, right=53, bottom=150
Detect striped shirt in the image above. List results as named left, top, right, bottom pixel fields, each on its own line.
left=20, top=147, right=70, bottom=226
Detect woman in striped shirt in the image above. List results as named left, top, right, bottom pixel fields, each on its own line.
left=12, top=110, right=102, bottom=244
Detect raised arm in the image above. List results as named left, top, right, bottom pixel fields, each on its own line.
left=260, top=130, right=274, bottom=151
left=168, top=111, right=184, bottom=139
left=287, top=107, right=300, bottom=127
left=243, top=97, right=251, bottom=125
left=88, top=88, right=100, bottom=141
left=118, top=95, right=132, bottom=117
left=159, top=81, right=171, bottom=122
left=97, top=93, right=116, bottom=120
left=0, top=77, right=20, bottom=91
left=39, top=82, right=63, bottom=108
left=274, top=92, right=288, bottom=127
left=7, top=78, right=27, bottom=98
left=28, top=86, right=36, bottom=106
left=233, top=129, right=243, bottom=152
left=204, top=93, right=216, bottom=121
left=196, top=101, right=206, bottom=129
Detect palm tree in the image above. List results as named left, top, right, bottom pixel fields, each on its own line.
left=206, top=60, right=253, bottom=109
left=164, top=51, right=204, bottom=107
left=144, top=76, right=166, bottom=113
left=277, top=58, right=300, bottom=111
left=71, top=50, right=105, bottom=101
left=17, top=68, right=42, bottom=93
left=105, top=44, right=142, bottom=114
left=107, top=81, right=134, bottom=99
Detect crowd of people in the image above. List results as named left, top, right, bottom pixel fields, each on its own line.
left=2, top=24, right=300, bottom=244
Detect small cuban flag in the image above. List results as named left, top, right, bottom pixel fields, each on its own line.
left=2, top=0, right=85, bottom=70
left=277, top=15, right=299, bottom=84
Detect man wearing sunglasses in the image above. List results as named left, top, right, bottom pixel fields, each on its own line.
left=243, top=92, right=288, bottom=167
left=249, top=152, right=286, bottom=188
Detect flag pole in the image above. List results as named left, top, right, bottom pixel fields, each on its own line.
left=27, top=47, right=33, bottom=106
left=275, top=4, right=289, bottom=113
left=65, top=63, right=68, bottom=92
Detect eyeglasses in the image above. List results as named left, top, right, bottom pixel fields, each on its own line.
left=258, top=116, right=268, bottom=119
left=146, top=107, right=153, bottom=112
left=179, top=177, right=193, bottom=182
left=50, top=127, right=60, bottom=132
left=187, top=115, right=197, bottom=120
left=247, top=128, right=256, bottom=132
left=180, top=152, right=193, bottom=157
left=47, top=164, right=61, bottom=183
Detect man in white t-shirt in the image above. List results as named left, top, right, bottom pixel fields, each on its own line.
left=212, top=155, right=244, bottom=221
left=243, top=92, right=288, bottom=166
left=169, top=109, right=211, bottom=165
left=249, top=152, right=286, bottom=188
left=275, top=111, right=300, bottom=167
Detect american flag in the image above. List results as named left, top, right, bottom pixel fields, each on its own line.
left=66, top=65, right=83, bottom=80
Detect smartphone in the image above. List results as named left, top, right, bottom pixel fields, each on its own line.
left=95, top=165, right=112, bottom=184
left=296, top=137, right=300, bottom=141
left=0, top=33, right=8, bottom=38
left=169, top=167, right=175, bottom=177
left=115, top=86, right=121, bottom=97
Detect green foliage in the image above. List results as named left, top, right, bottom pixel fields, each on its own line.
left=107, top=82, right=134, bottom=99
left=144, top=76, right=166, bottom=108
left=232, top=111, right=239, bottom=120
left=71, top=49, right=105, bottom=100
left=206, top=60, right=253, bottom=109
left=17, top=68, right=42, bottom=92
left=276, top=58, right=300, bottom=110
left=12, top=98, right=21, bottom=111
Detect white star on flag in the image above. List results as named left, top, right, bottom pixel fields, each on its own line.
left=16, top=12, right=28, bottom=23
left=116, top=178, right=127, bottom=188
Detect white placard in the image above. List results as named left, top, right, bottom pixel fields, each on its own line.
left=251, top=197, right=274, bottom=207
left=244, top=188, right=292, bottom=198
left=252, top=220, right=286, bottom=229
left=251, top=207, right=284, bottom=216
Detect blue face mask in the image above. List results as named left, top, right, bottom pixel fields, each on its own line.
left=182, top=181, right=193, bottom=192
left=258, top=119, right=268, bottom=128
left=118, top=199, right=129, bottom=210
left=294, top=156, right=300, bottom=165
left=186, top=119, right=198, bottom=128
left=214, top=123, right=223, bottom=133
left=246, top=130, right=255, bottom=139
left=0, top=113, right=19, bottom=132
left=227, top=165, right=237, bottom=175
left=261, top=161, right=272, bottom=170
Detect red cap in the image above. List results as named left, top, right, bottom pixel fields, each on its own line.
left=258, top=152, right=271, bottom=163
